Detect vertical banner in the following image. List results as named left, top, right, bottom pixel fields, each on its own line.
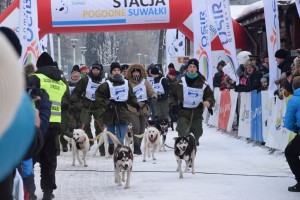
left=261, top=91, right=270, bottom=142
left=295, top=0, right=300, bottom=18
left=218, top=89, right=231, bottom=130
left=250, top=91, right=263, bottom=142
left=19, top=0, right=39, bottom=66
left=49, top=33, right=55, bottom=60
left=192, top=0, right=212, bottom=86
left=227, top=90, right=238, bottom=132
left=165, top=29, right=186, bottom=69
left=209, top=0, right=239, bottom=83
left=263, top=0, right=280, bottom=97
left=238, top=92, right=251, bottom=138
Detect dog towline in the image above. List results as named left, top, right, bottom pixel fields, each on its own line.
left=128, top=7, right=167, bottom=16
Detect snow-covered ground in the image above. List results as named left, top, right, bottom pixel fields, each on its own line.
left=34, top=124, right=299, bottom=200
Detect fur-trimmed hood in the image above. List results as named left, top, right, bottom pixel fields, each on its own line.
left=126, top=64, right=147, bottom=82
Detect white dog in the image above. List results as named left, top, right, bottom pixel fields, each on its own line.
left=106, top=131, right=133, bottom=189
left=125, top=123, right=134, bottom=149
left=63, top=129, right=90, bottom=167
left=136, top=127, right=161, bottom=162
left=89, top=128, right=109, bottom=158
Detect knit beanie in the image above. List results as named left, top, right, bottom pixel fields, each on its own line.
left=0, top=27, right=22, bottom=58
left=150, top=67, right=160, bottom=75
left=91, top=62, right=102, bottom=71
left=131, top=67, right=141, bottom=74
left=275, top=49, right=288, bottom=59
left=110, top=62, right=121, bottom=73
left=71, top=65, right=80, bottom=73
left=168, top=68, right=177, bottom=76
left=187, top=58, right=199, bottom=70
left=80, top=65, right=88, bottom=72
left=217, top=60, right=226, bottom=68
left=168, top=63, right=175, bottom=69
left=36, top=52, right=53, bottom=68
left=121, top=64, right=129, bottom=72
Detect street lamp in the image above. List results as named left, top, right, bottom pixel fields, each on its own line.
left=70, top=38, right=78, bottom=65
left=137, top=53, right=142, bottom=64
left=57, top=33, right=62, bottom=69
left=79, top=47, right=87, bottom=64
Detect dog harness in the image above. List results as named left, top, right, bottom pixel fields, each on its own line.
left=75, top=136, right=87, bottom=150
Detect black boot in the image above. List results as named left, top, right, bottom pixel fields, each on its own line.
left=29, top=193, right=37, bottom=200
left=108, top=144, right=114, bottom=155
left=288, top=183, right=300, bottom=192
left=42, top=190, right=54, bottom=200
left=134, top=144, right=142, bottom=155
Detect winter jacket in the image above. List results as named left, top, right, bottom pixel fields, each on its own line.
left=126, top=64, right=157, bottom=116
left=277, top=56, right=294, bottom=74
left=213, top=70, right=224, bottom=87
left=95, top=76, right=138, bottom=125
left=284, top=88, right=300, bottom=133
left=70, top=71, right=105, bottom=110
left=169, top=73, right=215, bottom=119
left=235, top=70, right=263, bottom=92
left=28, top=66, right=69, bottom=128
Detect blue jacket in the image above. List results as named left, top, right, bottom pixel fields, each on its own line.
left=284, top=88, right=300, bottom=132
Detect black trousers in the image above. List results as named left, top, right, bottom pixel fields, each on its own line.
left=285, top=134, right=300, bottom=183
left=35, top=127, right=60, bottom=192
left=0, top=171, right=15, bottom=200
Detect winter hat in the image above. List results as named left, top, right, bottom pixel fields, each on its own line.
left=91, top=62, right=102, bottom=71
left=0, top=27, right=22, bottom=58
left=168, top=68, right=177, bottom=76
left=187, top=58, right=199, bottom=70
left=131, top=67, right=141, bottom=74
left=72, top=65, right=80, bottom=73
left=150, top=67, right=160, bottom=75
left=260, top=77, right=268, bottom=83
left=0, top=32, right=35, bottom=181
left=275, top=49, right=289, bottom=59
left=80, top=65, right=88, bottom=72
left=292, top=76, right=300, bottom=90
left=53, top=61, right=58, bottom=69
left=36, top=52, right=53, bottom=68
left=110, top=62, right=121, bottom=73
left=168, top=63, right=175, bottom=69
left=121, top=64, right=129, bottom=72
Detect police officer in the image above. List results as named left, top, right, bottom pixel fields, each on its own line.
left=28, top=52, right=68, bottom=200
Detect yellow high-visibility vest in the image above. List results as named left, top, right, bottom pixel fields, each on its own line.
left=35, top=73, right=67, bottom=123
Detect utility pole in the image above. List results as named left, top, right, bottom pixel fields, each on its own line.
left=157, top=30, right=165, bottom=64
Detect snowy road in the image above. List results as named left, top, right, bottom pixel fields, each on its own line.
left=34, top=124, right=299, bottom=200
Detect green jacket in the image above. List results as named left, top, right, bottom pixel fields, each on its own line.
left=95, top=77, right=138, bottom=125
left=169, top=74, right=215, bottom=119
left=70, top=71, right=105, bottom=110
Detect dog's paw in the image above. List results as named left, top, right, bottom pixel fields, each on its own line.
left=118, top=183, right=122, bottom=186
left=124, top=185, right=130, bottom=189
left=179, top=174, right=183, bottom=179
left=84, top=164, right=88, bottom=167
left=71, top=163, right=75, bottom=166
left=143, top=159, right=146, bottom=162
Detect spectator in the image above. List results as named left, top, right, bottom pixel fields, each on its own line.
left=166, top=68, right=177, bottom=84
left=275, top=49, right=294, bottom=74
left=284, top=76, right=300, bottom=192
left=213, top=60, right=226, bottom=88
left=80, top=64, right=89, bottom=77
left=121, top=64, right=130, bottom=77
left=260, top=77, right=269, bottom=91
left=168, top=63, right=180, bottom=77
left=234, top=61, right=262, bottom=92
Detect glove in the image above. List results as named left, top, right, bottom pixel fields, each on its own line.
left=150, top=97, right=157, bottom=104
left=36, top=89, right=49, bottom=101
left=273, top=90, right=279, bottom=97
left=69, top=103, right=77, bottom=112
left=256, top=89, right=261, bottom=93
left=109, top=100, right=116, bottom=110
left=208, top=108, right=213, bottom=115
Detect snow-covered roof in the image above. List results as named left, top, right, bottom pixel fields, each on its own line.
left=236, top=0, right=296, bottom=20
left=230, top=5, right=248, bottom=19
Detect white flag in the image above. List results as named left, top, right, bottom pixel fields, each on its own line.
left=19, top=0, right=39, bottom=66
left=192, top=0, right=212, bottom=86
left=208, top=0, right=239, bottom=83
left=295, top=0, right=300, bottom=18
left=38, top=35, right=48, bottom=55
left=263, top=0, right=280, bottom=97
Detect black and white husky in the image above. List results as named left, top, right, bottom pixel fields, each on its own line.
left=174, top=133, right=197, bottom=178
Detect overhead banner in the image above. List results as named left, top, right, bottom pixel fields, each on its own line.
left=192, top=0, right=212, bottom=86
left=296, top=0, right=300, bottom=18
left=51, top=0, right=170, bottom=27
left=263, top=0, right=280, bottom=97
left=19, top=0, right=39, bottom=66
left=208, top=0, right=239, bottom=83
